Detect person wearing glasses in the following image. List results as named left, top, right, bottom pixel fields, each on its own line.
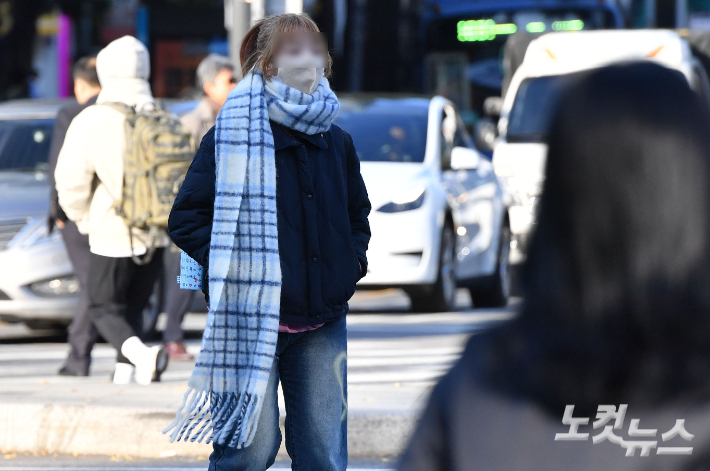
left=181, top=54, right=237, bottom=144
left=162, top=54, right=237, bottom=361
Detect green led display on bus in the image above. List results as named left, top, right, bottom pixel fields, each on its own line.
left=457, top=19, right=517, bottom=42
left=552, top=19, right=584, bottom=31
left=526, top=22, right=546, bottom=33
left=457, top=19, right=584, bottom=43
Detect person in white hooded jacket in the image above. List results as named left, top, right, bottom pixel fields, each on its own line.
left=55, top=36, right=169, bottom=385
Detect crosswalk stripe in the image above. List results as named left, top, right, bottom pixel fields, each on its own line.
left=0, top=308, right=499, bottom=386
left=153, top=365, right=451, bottom=384
left=0, top=346, right=463, bottom=362
left=0, top=343, right=459, bottom=385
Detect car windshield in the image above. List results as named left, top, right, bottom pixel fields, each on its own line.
left=0, top=119, right=54, bottom=172
left=335, top=108, right=428, bottom=163
left=507, top=74, right=579, bottom=142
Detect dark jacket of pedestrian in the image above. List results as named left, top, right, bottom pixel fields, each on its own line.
left=168, top=121, right=371, bottom=326
left=47, top=95, right=98, bottom=225
left=399, top=63, right=710, bottom=471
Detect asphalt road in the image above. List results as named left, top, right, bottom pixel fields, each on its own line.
left=0, top=289, right=516, bottom=386
left=0, top=288, right=517, bottom=469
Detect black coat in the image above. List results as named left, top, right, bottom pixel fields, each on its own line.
left=168, top=121, right=371, bottom=325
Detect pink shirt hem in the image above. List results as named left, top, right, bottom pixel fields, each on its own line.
left=278, top=323, right=325, bottom=333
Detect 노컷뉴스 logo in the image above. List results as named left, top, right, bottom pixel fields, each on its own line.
left=555, top=405, right=694, bottom=457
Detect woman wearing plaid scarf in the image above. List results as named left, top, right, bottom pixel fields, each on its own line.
left=166, top=13, right=371, bottom=471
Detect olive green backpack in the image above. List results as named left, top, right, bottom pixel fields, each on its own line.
left=106, top=103, right=196, bottom=264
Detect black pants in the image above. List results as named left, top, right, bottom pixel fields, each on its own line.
left=87, top=249, right=164, bottom=364
left=60, top=221, right=99, bottom=375
left=162, top=246, right=194, bottom=343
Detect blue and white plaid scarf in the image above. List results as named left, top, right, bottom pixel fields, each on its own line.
left=164, top=70, right=340, bottom=448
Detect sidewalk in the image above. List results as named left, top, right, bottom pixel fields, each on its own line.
left=0, top=291, right=512, bottom=460
left=0, top=372, right=426, bottom=460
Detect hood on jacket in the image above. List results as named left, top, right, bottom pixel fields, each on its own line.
left=96, top=36, right=154, bottom=110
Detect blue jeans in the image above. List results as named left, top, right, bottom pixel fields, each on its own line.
left=208, top=316, right=348, bottom=471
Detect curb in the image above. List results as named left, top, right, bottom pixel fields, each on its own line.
left=0, top=403, right=415, bottom=460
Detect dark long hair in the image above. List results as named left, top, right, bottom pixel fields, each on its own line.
left=477, top=62, right=710, bottom=415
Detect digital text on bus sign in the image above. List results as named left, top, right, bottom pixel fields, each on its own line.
left=457, top=19, right=584, bottom=42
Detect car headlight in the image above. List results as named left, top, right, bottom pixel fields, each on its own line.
left=28, top=275, right=80, bottom=297
left=377, top=188, right=426, bottom=213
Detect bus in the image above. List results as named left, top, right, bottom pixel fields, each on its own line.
left=421, top=0, right=624, bottom=120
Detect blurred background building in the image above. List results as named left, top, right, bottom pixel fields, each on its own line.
left=2, top=0, right=710, bottom=112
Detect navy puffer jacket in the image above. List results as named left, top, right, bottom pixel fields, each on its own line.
left=168, top=121, right=371, bottom=325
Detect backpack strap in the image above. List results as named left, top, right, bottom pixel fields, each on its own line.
left=101, top=102, right=135, bottom=116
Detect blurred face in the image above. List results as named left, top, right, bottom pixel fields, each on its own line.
left=204, top=68, right=236, bottom=107
left=74, top=78, right=101, bottom=105
left=266, top=31, right=327, bottom=77
left=276, top=31, right=327, bottom=59
left=268, top=32, right=327, bottom=94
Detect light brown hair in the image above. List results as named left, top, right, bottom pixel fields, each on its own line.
left=239, top=13, right=332, bottom=80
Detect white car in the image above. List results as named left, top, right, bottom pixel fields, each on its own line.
left=0, top=100, right=78, bottom=329
left=493, top=29, right=710, bottom=262
left=335, top=96, right=510, bottom=311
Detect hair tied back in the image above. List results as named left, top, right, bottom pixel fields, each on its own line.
left=239, top=20, right=264, bottom=77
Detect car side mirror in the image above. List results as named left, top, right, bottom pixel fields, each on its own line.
left=473, top=118, right=498, bottom=153
left=450, top=146, right=481, bottom=170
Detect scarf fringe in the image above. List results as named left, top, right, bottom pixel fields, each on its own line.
left=162, top=386, right=261, bottom=448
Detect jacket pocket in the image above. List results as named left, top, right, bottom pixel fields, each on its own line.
left=354, top=252, right=361, bottom=283
left=344, top=248, right=358, bottom=300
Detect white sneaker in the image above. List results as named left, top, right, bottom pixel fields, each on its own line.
left=113, top=363, right=135, bottom=384
left=134, top=345, right=169, bottom=385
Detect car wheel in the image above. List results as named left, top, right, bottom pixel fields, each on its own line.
left=407, top=222, right=457, bottom=312
left=469, top=222, right=511, bottom=308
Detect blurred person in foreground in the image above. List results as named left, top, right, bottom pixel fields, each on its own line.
left=399, top=62, right=710, bottom=471
left=161, top=54, right=236, bottom=362
left=55, top=36, right=169, bottom=385
left=47, top=56, right=102, bottom=377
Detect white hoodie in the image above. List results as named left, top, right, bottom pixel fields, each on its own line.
left=55, top=36, right=168, bottom=257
